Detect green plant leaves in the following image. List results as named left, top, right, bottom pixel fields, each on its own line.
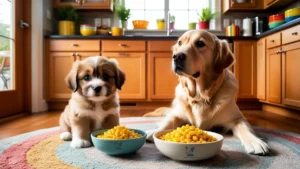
left=115, top=4, right=131, bottom=21
left=197, top=7, right=220, bottom=22
left=53, top=6, right=79, bottom=22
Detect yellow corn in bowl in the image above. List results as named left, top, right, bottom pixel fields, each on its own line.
left=91, top=126, right=146, bottom=155
left=154, top=124, right=223, bottom=161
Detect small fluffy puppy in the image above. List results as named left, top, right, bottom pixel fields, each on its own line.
left=59, top=56, right=125, bottom=148
left=144, top=30, right=269, bottom=155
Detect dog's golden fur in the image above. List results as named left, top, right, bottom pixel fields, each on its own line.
left=144, top=30, right=269, bottom=155
left=59, top=56, right=125, bottom=148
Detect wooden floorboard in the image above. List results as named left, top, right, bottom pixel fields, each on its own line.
left=0, top=109, right=299, bottom=140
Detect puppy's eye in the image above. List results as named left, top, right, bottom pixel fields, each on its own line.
left=178, top=41, right=182, bottom=46
left=83, top=75, right=91, bottom=81
left=195, top=40, right=205, bottom=48
left=103, top=73, right=110, bottom=81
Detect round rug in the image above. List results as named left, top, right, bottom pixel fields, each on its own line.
left=0, top=117, right=299, bottom=169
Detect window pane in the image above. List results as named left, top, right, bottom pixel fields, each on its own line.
left=0, top=35, right=12, bottom=90
left=0, top=0, right=12, bottom=39
left=189, top=0, right=209, bottom=10
left=169, top=0, right=188, bottom=10
left=127, top=10, right=145, bottom=29
left=169, top=11, right=188, bottom=29
left=145, top=0, right=164, bottom=9
left=145, top=10, right=165, bottom=29
left=188, top=10, right=199, bottom=23
left=125, top=0, right=145, bottom=9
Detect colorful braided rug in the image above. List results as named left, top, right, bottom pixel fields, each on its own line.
left=0, top=117, right=299, bottom=169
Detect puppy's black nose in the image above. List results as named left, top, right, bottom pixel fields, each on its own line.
left=173, top=53, right=186, bottom=62
left=93, top=86, right=102, bottom=93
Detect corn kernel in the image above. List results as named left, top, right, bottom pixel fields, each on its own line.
left=97, top=126, right=142, bottom=140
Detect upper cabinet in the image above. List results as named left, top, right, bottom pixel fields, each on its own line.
left=53, top=0, right=113, bottom=10
left=222, top=0, right=263, bottom=13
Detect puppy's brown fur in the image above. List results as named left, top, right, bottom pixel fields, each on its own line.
left=144, top=30, right=269, bottom=155
left=59, top=56, right=125, bottom=148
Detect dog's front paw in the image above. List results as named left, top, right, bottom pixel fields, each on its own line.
left=60, top=132, right=72, bottom=141
left=70, top=139, right=91, bottom=148
left=243, top=138, right=269, bottom=155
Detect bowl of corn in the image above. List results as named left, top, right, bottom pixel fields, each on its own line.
left=91, top=126, right=146, bottom=155
left=153, top=124, right=223, bottom=161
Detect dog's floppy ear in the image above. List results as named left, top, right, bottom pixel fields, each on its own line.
left=110, top=59, right=126, bottom=90
left=65, top=60, right=80, bottom=92
left=213, top=39, right=235, bottom=74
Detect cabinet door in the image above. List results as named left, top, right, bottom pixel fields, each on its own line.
left=81, top=0, right=111, bottom=9
left=102, top=52, right=146, bottom=100
left=257, top=38, right=266, bottom=100
left=234, top=41, right=257, bottom=99
left=282, top=42, right=300, bottom=107
left=76, top=52, right=101, bottom=61
left=149, top=53, right=178, bottom=100
left=267, top=47, right=281, bottom=103
left=53, top=0, right=81, bottom=7
left=47, top=52, right=76, bottom=100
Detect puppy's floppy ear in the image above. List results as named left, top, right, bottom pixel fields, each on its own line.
left=214, top=39, right=235, bottom=74
left=65, top=60, right=80, bottom=92
left=110, top=59, right=126, bottom=90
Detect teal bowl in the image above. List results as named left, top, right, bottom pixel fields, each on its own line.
left=269, top=21, right=285, bottom=29
left=91, top=129, right=146, bottom=155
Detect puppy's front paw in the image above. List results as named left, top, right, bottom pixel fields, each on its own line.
left=70, top=139, right=91, bottom=148
left=60, top=132, right=72, bottom=141
left=243, top=138, right=269, bottom=155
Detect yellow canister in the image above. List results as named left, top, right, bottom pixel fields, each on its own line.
left=111, top=27, right=124, bottom=36
left=156, top=21, right=165, bottom=30
left=58, top=21, right=75, bottom=36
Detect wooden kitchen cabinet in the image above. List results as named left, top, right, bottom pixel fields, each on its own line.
left=267, top=47, right=282, bottom=104
left=54, top=0, right=113, bottom=10
left=282, top=41, right=300, bottom=107
left=46, top=52, right=75, bottom=100
left=102, top=52, right=146, bottom=101
left=222, top=0, right=263, bottom=12
left=149, top=53, right=178, bottom=100
left=257, top=38, right=266, bottom=100
left=234, top=40, right=257, bottom=99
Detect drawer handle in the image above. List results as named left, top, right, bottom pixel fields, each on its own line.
left=292, top=32, right=298, bottom=35
left=269, top=40, right=275, bottom=43
left=119, top=44, right=128, bottom=47
left=276, top=50, right=280, bottom=54
left=72, top=44, right=79, bottom=47
left=119, top=53, right=129, bottom=56
left=276, top=50, right=285, bottom=54
left=72, top=53, right=76, bottom=56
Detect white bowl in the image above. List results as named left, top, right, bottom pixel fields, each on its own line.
left=153, top=129, right=223, bottom=161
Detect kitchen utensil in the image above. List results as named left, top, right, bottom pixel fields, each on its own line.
left=254, top=16, right=268, bottom=35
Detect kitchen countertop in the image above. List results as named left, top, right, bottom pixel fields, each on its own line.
left=44, top=18, right=300, bottom=41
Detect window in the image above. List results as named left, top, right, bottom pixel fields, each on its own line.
left=124, top=0, right=220, bottom=30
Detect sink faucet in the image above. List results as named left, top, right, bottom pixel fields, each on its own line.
left=167, top=11, right=173, bottom=36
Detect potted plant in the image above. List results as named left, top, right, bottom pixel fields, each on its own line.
left=188, top=22, right=197, bottom=30
left=115, top=3, right=131, bottom=28
left=53, top=6, right=79, bottom=36
left=156, top=18, right=165, bottom=30
left=197, top=7, right=219, bottom=29
left=169, top=15, right=175, bottom=30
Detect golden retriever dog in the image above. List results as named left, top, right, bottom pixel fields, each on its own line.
left=59, top=56, right=125, bottom=148
left=144, top=30, right=269, bottom=155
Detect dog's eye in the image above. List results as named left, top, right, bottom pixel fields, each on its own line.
left=83, top=75, right=91, bottom=81
left=103, top=73, right=110, bottom=81
left=195, top=40, right=205, bottom=48
left=178, top=41, right=182, bottom=46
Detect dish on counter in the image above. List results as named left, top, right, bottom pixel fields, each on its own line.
left=285, top=8, right=300, bottom=22
left=132, top=20, right=149, bottom=29
left=80, top=24, right=97, bottom=36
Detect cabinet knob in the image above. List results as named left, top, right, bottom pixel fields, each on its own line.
left=119, top=44, right=128, bottom=47
left=72, top=44, right=79, bottom=47
left=292, top=32, right=298, bottom=35
left=276, top=50, right=280, bottom=54
left=270, top=40, right=275, bottom=43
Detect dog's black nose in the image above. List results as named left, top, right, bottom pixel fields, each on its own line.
left=93, top=86, right=102, bottom=93
left=173, top=53, right=186, bottom=61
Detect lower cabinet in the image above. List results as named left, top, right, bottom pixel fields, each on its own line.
left=267, top=47, right=282, bottom=104
left=149, top=52, right=178, bottom=100
left=102, top=52, right=146, bottom=100
left=234, top=40, right=257, bottom=99
left=282, top=41, right=300, bottom=107
left=257, top=38, right=266, bottom=101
